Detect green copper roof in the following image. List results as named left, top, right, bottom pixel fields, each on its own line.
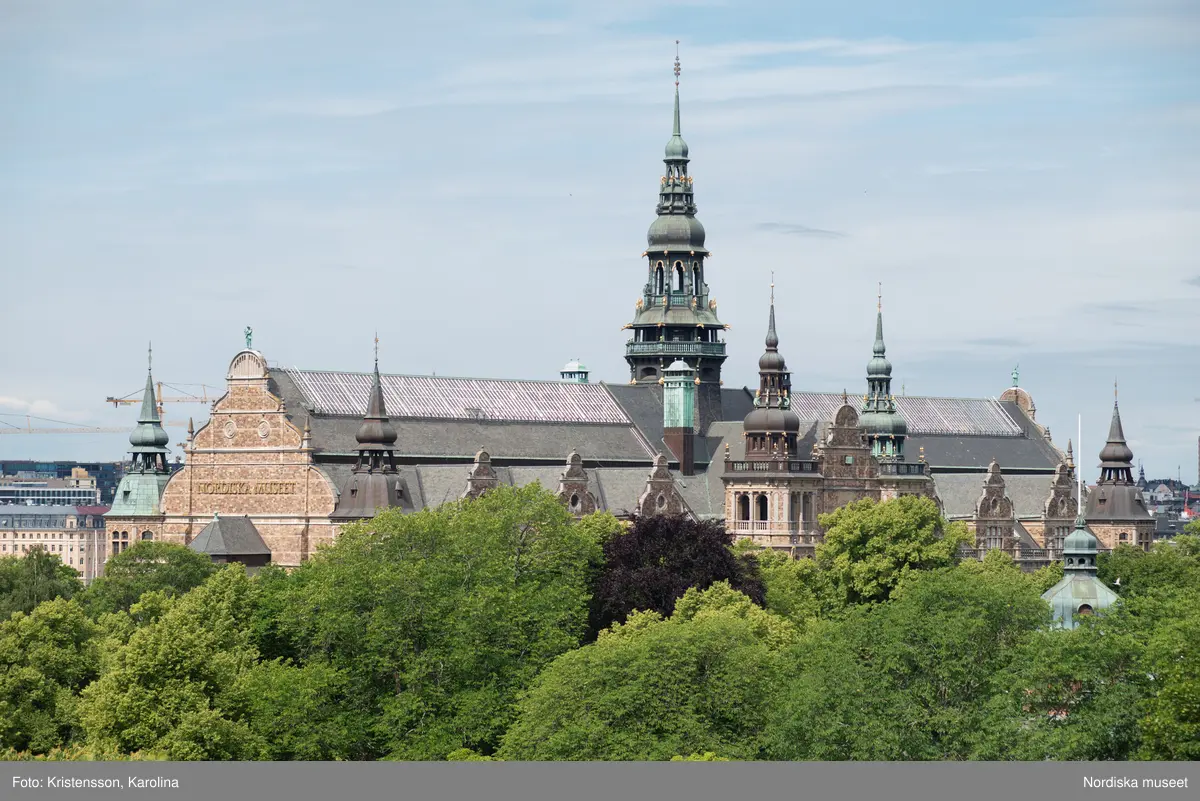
left=129, top=347, right=170, bottom=454
left=1042, top=514, right=1118, bottom=629
left=860, top=295, right=907, bottom=453
left=106, top=471, right=172, bottom=518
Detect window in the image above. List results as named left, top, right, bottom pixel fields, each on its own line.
left=844, top=455, right=854, bottom=465
left=141, top=531, right=153, bottom=541
left=1077, top=604, right=1093, bottom=616
left=673, top=262, right=684, bottom=292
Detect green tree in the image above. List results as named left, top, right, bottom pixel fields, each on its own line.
left=500, top=583, right=795, bottom=761
left=266, top=484, right=610, bottom=760
left=0, top=599, right=100, bottom=753
left=588, top=514, right=765, bottom=637
left=765, top=564, right=1049, bottom=760
left=0, top=550, right=83, bottom=620
left=1137, top=586, right=1200, bottom=759
left=815, top=496, right=970, bottom=605
left=78, top=566, right=266, bottom=760
left=978, top=608, right=1147, bottom=761
left=235, top=659, right=364, bottom=760
left=79, top=541, right=216, bottom=617
left=1098, top=541, right=1200, bottom=598
left=743, top=545, right=840, bottom=629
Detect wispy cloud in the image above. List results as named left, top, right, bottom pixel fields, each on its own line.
left=756, top=222, right=848, bottom=238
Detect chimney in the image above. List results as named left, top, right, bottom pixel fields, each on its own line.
left=662, top=359, right=696, bottom=476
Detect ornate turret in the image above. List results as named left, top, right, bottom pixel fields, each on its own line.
left=624, top=45, right=726, bottom=431
left=1043, top=514, right=1119, bottom=629
left=331, top=340, right=408, bottom=522
left=107, top=345, right=173, bottom=522
left=128, top=346, right=171, bottom=471
left=1083, top=383, right=1153, bottom=544
left=742, top=284, right=800, bottom=459
left=857, top=286, right=907, bottom=460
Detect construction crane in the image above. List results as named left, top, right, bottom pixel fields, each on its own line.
left=106, top=381, right=217, bottom=417
left=0, top=413, right=185, bottom=436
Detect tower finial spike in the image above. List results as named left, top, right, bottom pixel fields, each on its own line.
left=770, top=271, right=774, bottom=304
left=148, top=341, right=153, bottom=374
left=674, top=40, right=680, bottom=86
left=1114, top=378, right=1118, bottom=405
left=877, top=282, right=881, bottom=312
left=374, top=330, right=379, bottom=371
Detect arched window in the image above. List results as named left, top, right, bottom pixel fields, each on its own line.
left=691, top=264, right=701, bottom=295
left=141, top=531, right=153, bottom=541
left=655, top=263, right=664, bottom=294
left=674, top=262, right=684, bottom=292
left=756, top=494, right=768, bottom=522
left=1077, top=604, right=1093, bottom=616
left=738, top=494, right=750, bottom=521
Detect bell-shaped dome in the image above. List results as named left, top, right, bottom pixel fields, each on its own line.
left=743, top=406, right=802, bottom=434
left=647, top=214, right=705, bottom=249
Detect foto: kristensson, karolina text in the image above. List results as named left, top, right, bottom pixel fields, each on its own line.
left=13, top=776, right=180, bottom=789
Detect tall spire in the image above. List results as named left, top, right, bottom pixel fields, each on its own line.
left=860, top=287, right=906, bottom=459
left=625, top=43, right=725, bottom=430
left=743, top=285, right=799, bottom=458
left=127, top=343, right=170, bottom=472
left=1098, top=387, right=1134, bottom=482
left=353, top=338, right=398, bottom=471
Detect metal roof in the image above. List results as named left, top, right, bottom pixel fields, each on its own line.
left=788, top=393, right=1023, bottom=437
left=282, top=369, right=633, bottom=425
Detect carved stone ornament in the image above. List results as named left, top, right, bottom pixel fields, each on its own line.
left=223, top=419, right=237, bottom=440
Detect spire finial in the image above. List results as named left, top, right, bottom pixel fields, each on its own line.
left=1114, top=378, right=1118, bottom=405
left=674, top=40, right=680, bottom=86
left=877, top=282, right=881, bottom=312
left=148, top=342, right=153, bottom=374
left=374, top=331, right=380, bottom=372
left=770, top=271, right=774, bottom=304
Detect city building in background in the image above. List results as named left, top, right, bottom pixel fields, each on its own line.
left=0, top=461, right=125, bottom=505
left=0, top=467, right=102, bottom=506
left=0, top=504, right=108, bottom=581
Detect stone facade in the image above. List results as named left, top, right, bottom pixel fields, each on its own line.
left=158, top=350, right=338, bottom=567
left=724, top=402, right=936, bottom=557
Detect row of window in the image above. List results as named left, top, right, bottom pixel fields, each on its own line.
left=652, top=261, right=703, bottom=295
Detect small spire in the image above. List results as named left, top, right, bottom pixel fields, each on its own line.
left=374, top=330, right=380, bottom=372
left=764, top=282, right=779, bottom=350
left=1114, top=378, right=1118, bottom=405
left=148, top=341, right=153, bottom=374
left=673, top=41, right=682, bottom=136
left=877, top=282, right=882, bottom=312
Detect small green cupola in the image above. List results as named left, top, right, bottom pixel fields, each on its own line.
left=1042, top=513, right=1119, bottom=629
left=858, top=286, right=908, bottom=460
left=560, top=359, right=589, bottom=383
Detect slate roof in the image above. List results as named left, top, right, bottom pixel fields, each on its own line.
left=272, top=371, right=658, bottom=464
left=189, top=515, right=271, bottom=557
left=279, top=368, right=631, bottom=424
left=931, top=472, right=1068, bottom=519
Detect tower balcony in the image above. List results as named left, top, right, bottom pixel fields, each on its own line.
left=626, top=340, right=727, bottom=358
left=726, top=460, right=821, bottom=475
left=877, top=462, right=927, bottom=476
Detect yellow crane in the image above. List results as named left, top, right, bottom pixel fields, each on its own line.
left=106, top=381, right=217, bottom=417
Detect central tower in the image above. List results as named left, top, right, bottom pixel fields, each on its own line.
left=624, top=46, right=727, bottom=432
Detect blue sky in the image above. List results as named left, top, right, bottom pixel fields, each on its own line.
left=1, top=0, right=1198, bottom=484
